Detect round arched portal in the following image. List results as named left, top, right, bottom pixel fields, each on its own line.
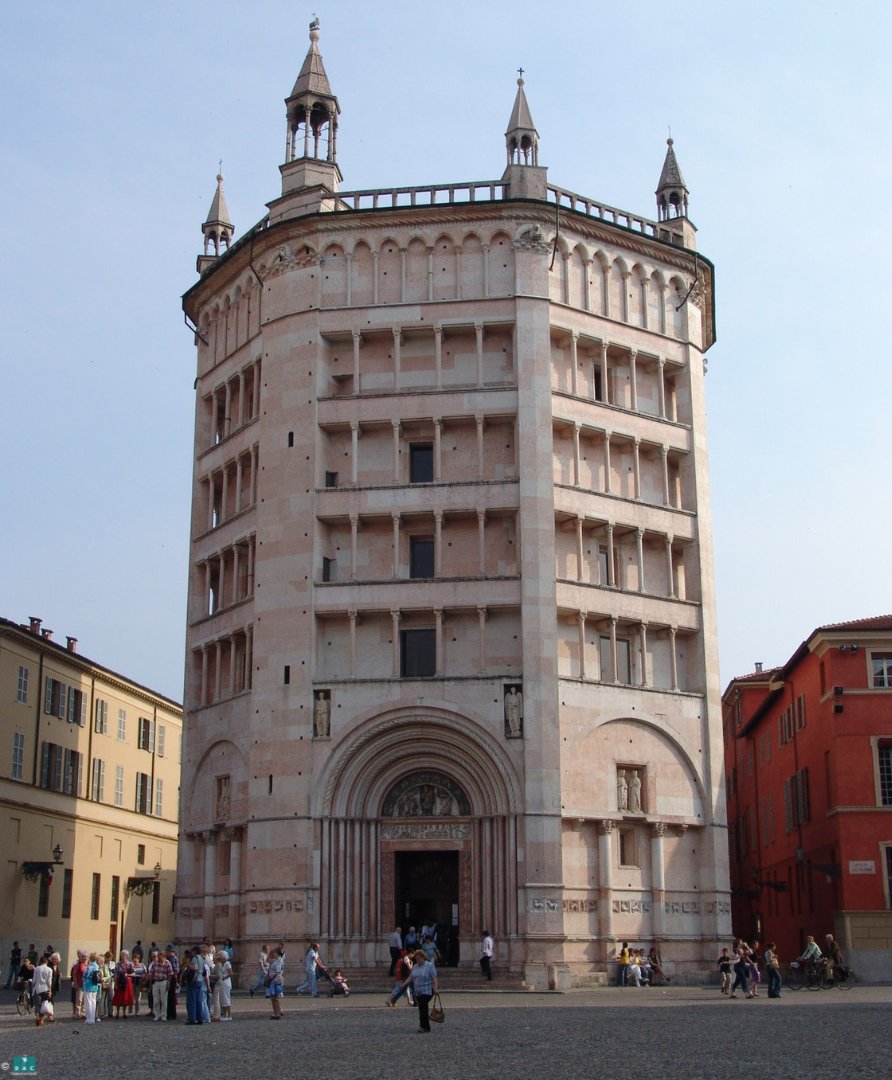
left=314, top=706, right=522, bottom=969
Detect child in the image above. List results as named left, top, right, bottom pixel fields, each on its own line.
left=718, top=948, right=732, bottom=995
left=329, top=969, right=350, bottom=997
left=386, top=949, right=414, bottom=1007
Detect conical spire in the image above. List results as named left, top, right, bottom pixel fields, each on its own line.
left=285, top=17, right=340, bottom=166
left=505, top=71, right=539, bottom=167
left=656, top=138, right=689, bottom=221
left=202, top=172, right=234, bottom=257
left=290, top=17, right=333, bottom=98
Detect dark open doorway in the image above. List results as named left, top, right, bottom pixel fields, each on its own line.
left=395, top=851, right=460, bottom=966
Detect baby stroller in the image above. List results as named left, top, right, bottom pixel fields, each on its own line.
left=328, top=969, right=350, bottom=997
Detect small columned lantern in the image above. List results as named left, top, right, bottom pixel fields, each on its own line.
left=656, top=137, right=689, bottom=221
left=197, top=171, right=234, bottom=274
left=285, top=18, right=341, bottom=168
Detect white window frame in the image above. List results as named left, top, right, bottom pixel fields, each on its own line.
left=117, top=708, right=126, bottom=742
left=871, top=737, right=892, bottom=807
left=154, top=777, right=163, bottom=818
left=94, top=699, right=108, bottom=735
left=16, top=665, right=29, bottom=704
left=870, top=650, right=892, bottom=689
left=12, top=732, right=25, bottom=779
left=114, top=765, right=124, bottom=808
left=138, top=717, right=155, bottom=753
left=157, top=725, right=165, bottom=758
left=91, top=758, right=105, bottom=802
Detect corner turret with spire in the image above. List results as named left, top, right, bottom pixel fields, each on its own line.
left=502, top=70, right=547, bottom=200
left=656, top=137, right=696, bottom=248
left=197, top=170, right=234, bottom=274
left=269, top=17, right=343, bottom=223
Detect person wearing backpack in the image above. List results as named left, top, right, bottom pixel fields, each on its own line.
left=83, top=953, right=102, bottom=1024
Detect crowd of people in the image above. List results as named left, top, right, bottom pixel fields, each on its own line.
left=11, top=938, right=237, bottom=1027
left=9, top=926, right=848, bottom=1027
left=718, top=933, right=845, bottom=999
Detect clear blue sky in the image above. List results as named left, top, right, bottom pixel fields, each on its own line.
left=2, top=0, right=889, bottom=702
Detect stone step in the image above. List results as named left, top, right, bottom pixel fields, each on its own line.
left=284, top=967, right=531, bottom=993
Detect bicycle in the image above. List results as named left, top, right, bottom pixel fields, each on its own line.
left=15, top=981, right=33, bottom=1016
left=822, top=963, right=857, bottom=991
left=784, top=962, right=805, bottom=990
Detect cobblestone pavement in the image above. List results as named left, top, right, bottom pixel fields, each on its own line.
left=1, top=986, right=890, bottom=1079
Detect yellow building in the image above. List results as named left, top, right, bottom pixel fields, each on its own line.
left=1, top=616, right=182, bottom=972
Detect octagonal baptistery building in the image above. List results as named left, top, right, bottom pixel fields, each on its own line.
left=177, top=20, right=730, bottom=987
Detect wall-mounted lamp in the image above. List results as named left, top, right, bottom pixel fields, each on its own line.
left=21, top=844, right=64, bottom=883
left=127, top=862, right=162, bottom=897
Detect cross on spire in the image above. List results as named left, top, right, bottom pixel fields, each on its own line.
left=517, top=66, right=524, bottom=79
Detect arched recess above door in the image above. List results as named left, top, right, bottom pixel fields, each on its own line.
left=314, top=705, right=522, bottom=820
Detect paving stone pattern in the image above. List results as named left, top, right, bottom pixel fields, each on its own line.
left=1, top=987, right=890, bottom=1080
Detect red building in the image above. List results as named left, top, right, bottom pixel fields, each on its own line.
left=722, top=616, right=892, bottom=981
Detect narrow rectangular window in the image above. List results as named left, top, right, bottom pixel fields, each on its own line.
left=63, top=749, right=82, bottom=796
left=783, top=777, right=793, bottom=833
left=322, top=556, right=334, bottom=583
left=135, top=773, right=151, bottom=814
left=879, top=745, right=892, bottom=806
left=114, top=765, right=124, bottom=807
left=137, top=844, right=146, bottom=865
left=138, top=718, right=155, bottom=753
left=618, top=827, right=638, bottom=867
left=16, top=665, right=29, bottom=704
left=110, top=876, right=120, bottom=923
left=886, top=848, right=892, bottom=910
left=45, top=678, right=66, bottom=718
left=61, top=868, right=73, bottom=919
left=38, top=874, right=50, bottom=917
left=90, top=873, right=101, bottom=920
left=94, top=699, right=108, bottom=734
left=155, top=777, right=163, bottom=818
left=91, top=758, right=105, bottom=802
left=324, top=470, right=338, bottom=488
left=409, top=443, right=434, bottom=483
left=598, top=545, right=614, bottom=587
left=872, top=652, right=892, bottom=688
left=410, top=537, right=435, bottom=579
left=157, top=725, right=166, bottom=758
left=117, top=708, right=127, bottom=741
left=616, top=638, right=632, bottom=685
left=284, top=665, right=291, bottom=685
left=151, top=881, right=160, bottom=925
left=12, top=732, right=25, bottom=780
left=400, top=628, right=436, bottom=677
left=795, top=695, right=806, bottom=731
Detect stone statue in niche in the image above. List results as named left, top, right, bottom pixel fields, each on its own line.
left=616, top=768, right=628, bottom=812
left=504, top=684, right=523, bottom=737
left=313, top=690, right=331, bottom=738
left=215, top=775, right=231, bottom=822
left=628, top=769, right=642, bottom=814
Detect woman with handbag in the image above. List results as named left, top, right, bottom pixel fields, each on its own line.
left=389, top=949, right=439, bottom=1033
left=31, top=955, right=54, bottom=1027
left=111, top=950, right=135, bottom=1019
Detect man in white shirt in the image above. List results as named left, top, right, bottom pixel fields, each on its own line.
left=480, top=930, right=494, bottom=982
left=388, top=926, right=403, bottom=976
left=31, top=956, right=54, bottom=1026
